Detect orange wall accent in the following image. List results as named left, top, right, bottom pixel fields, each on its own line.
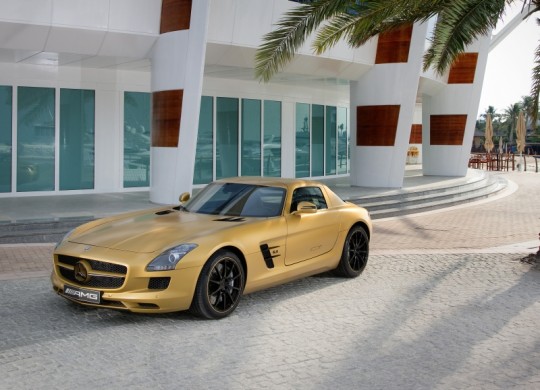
left=160, top=0, right=192, bottom=33
left=410, top=124, right=422, bottom=144
left=152, top=90, right=183, bottom=148
left=448, top=53, right=478, bottom=84
left=375, top=24, right=413, bottom=64
left=430, top=115, right=467, bottom=145
left=357, top=105, right=401, bottom=146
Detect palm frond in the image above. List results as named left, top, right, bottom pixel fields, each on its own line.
left=255, top=0, right=352, bottom=82
left=423, top=0, right=506, bottom=74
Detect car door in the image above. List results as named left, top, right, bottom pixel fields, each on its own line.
left=284, top=186, right=341, bottom=265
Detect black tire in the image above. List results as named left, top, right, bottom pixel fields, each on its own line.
left=191, top=250, right=245, bottom=319
left=335, top=225, right=369, bottom=278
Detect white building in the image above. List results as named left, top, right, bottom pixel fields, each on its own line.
left=0, top=0, right=490, bottom=203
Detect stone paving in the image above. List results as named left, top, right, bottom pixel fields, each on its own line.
left=0, top=170, right=539, bottom=389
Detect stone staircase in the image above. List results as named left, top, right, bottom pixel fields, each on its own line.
left=344, top=171, right=507, bottom=219
left=0, top=170, right=508, bottom=243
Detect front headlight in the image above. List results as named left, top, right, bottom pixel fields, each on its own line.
left=146, top=243, right=198, bottom=271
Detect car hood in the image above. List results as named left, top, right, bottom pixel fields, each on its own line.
left=69, top=209, right=245, bottom=253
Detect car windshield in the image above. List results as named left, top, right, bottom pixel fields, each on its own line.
left=184, top=183, right=286, bottom=217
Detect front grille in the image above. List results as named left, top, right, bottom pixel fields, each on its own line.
left=59, top=267, right=125, bottom=289
left=58, top=255, right=127, bottom=274
left=148, top=277, right=171, bottom=290
left=57, top=255, right=127, bottom=289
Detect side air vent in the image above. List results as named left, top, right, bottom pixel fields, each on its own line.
left=213, top=217, right=246, bottom=222
left=155, top=210, right=174, bottom=216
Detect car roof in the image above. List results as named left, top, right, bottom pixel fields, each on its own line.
left=215, top=176, right=323, bottom=190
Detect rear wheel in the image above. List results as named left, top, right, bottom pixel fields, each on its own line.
left=335, top=225, right=369, bottom=278
left=191, top=250, right=245, bottom=319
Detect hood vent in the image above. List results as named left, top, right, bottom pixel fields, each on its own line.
left=213, top=216, right=246, bottom=222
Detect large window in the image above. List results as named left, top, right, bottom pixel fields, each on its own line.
left=60, top=89, right=95, bottom=190
left=295, top=103, right=310, bottom=178
left=216, top=97, right=239, bottom=179
left=326, top=106, right=337, bottom=175
left=17, top=87, right=55, bottom=192
left=263, top=100, right=281, bottom=177
left=194, top=96, right=214, bottom=184
left=312, top=104, right=324, bottom=177
left=0, top=86, right=12, bottom=193
left=337, top=107, right=349, bottom=174
left=241, top=99, right=261, bottom=176
left=124, top=92, right=150, bottom=188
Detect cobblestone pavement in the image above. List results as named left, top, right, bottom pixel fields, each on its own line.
left=0, top=254, right=538, bottom=389
left=0, top=171, right=539, bottom=389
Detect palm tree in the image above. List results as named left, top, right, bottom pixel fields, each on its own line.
left=503, top=103, right=522, bottom=144
left=255, top=0, right=540, bottom=127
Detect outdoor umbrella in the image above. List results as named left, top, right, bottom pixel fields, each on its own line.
left=516, top=111, right=526, bottom=171
left=484, top=113, right=494, bottom=153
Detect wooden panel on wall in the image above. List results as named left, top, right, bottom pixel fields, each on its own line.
left=152, top=90, right=183, bottom=147
left=430, top=115, right=467, bottom=145
left=375, top=24, right=413, bottom=64
left=160, top=0, right=192, bottom=34
left=448, top=53, right=478, bottom=84
left=410, top=124, right=422, bottom=144
left=357, top=105, right=400, bottom=146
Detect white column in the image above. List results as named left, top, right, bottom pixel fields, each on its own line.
left=150, top=0, right=210, bottom=204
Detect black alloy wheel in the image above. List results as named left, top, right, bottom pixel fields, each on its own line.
left=191, top=250, right=245, bottom=319
left=335, top=225, right=369, bottom=278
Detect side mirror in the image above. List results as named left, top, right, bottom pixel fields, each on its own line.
left=294, top=201, right=317, bottom=214
left=179, top=192, right=191, bottom=203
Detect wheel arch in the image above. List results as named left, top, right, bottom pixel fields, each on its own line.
left=212, top=245, right=248, bottom=281
left=349, top=220, right=371, bottom=239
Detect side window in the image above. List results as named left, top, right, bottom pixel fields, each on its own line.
left=290, top=186, right=328, bottom=212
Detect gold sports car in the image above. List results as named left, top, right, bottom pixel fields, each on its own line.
left=51, top=177, right=372, bottom=319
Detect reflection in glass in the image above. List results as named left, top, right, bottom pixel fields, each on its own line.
left=60, top=89, right=95, bottom=190
left=0, top=86, right=12, bottom=193
left=124, top=92, right=150, bottom=187
left=241, top=99, right=261, bottom=176
left=295, top=103, right=310, bottom=178
left=17, top=87, right=55, bottom=192
left=216, top=97, right=238, bottom=179
left=194, top=96, right=214, bottom=185
left=263, top=100, right=281, bottom=177
left=337, top=107, right=349, bottom=174
left=312, top=104, right=324, bottom=177
left=326, top=106, right=337, bottom=175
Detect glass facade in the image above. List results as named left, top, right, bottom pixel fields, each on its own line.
left=194, top=96, right=214, bottom=185
left=295, top=103, right=310, bottom=178
left=241, top=99, right=261, bottom=176
left=295, top=103, right=349, bottom=179
left=123, top=92, right=150, bottom=188
left=263, top=100, right=281, bottom=177
left=216, top=97, right=239, bottom=179
left=17, top=87, right=55, bottom=192
left=60, top=89, right=95, bottom=190
left=0, top=86, right=12, bottom=193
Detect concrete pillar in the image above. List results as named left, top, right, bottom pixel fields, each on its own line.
left=150, top=0, right=210, bottom=204
left=422, top=35, right=491, bottom=176
left=350, top=22, right=428, bottom=188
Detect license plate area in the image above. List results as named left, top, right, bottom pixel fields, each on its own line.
left=63, top=284, right=101, bottom=304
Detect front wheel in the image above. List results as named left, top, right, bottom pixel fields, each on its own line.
left=334, top=225, right=369, bottom=278
left=191, top=250, right=245, bottom=319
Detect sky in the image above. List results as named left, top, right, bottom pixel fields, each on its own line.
left=477, top=6, right=538, bottom=118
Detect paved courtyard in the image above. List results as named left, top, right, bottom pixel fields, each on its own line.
left=0, top=171, right=539, bottom=389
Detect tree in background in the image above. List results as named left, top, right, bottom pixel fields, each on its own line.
left=255, top=0, right=540, bottom=128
